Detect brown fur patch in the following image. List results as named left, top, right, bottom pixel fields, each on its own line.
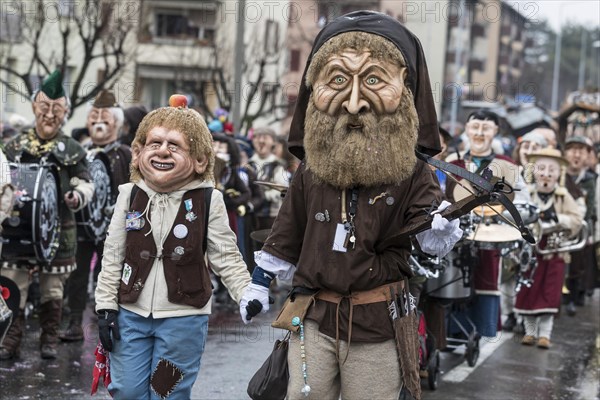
left=130, top=107, right=214, bottom=183
left=306, top=32, right=406, bottom=88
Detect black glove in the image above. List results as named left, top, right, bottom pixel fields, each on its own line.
left=98, top=309, right=120, bottom=352
left=245, top=297, right=276, bottom=320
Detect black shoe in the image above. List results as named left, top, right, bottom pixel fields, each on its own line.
left=566, top=302, right=577, bottom=316
left=503, top=313, right=517, bottom=332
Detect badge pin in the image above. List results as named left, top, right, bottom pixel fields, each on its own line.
left=315, top=212, right=325, bottom=222
left=125, top=211, right=145, bottom=231
left=57, top=142, right=65, bottom=152
left=174, top=246, right=185, bottom=256
left=173, top=224, right=188, bottom=239
left=386, top=196, right=395, bottom=206
left=185, top=211, right=197, bottom=222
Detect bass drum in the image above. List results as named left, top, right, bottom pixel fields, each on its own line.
left=76, top=151, right=112, bottom=242
left=1, top=163, right=61, bottom=264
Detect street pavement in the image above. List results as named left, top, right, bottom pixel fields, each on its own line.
left=0, top=292, right=598, bottom=399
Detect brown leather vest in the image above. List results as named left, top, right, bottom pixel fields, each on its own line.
left=118, top=188, right=212, bottom=308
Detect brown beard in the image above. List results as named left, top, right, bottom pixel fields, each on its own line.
left=304, top=90, right=419, bottom=189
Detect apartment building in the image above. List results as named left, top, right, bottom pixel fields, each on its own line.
left=0, top=0, right=289, bottom=134
left=441, top=0, right=529, bottom=122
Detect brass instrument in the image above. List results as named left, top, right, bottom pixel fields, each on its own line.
left=535, top=221, right=589, bottom=255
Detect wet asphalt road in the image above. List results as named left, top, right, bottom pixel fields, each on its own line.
left=0, top=292, right=598, bottom=400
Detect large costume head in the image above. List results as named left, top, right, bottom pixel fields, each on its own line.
left=527, top=148, right=568, bottom=194
left=131, top=100, right=214, bottom=193
left=564, top=135, right=593, bottom=175
left=251, top=127, right=276, bottom=159
left=86, top=89, right=124, bottom=146
left=515, top=131, right=547, bottom=167
left=32, top=70, right=70, bottom=140
left=465, top=110, right=499, bottom=158
left=289, top=11, right=440, bottom=189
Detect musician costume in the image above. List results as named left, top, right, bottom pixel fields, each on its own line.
left=514, top=148, right=583, bottom=348
left=95, top=103, right=251, bottom=399
left=446, top=113, right=529, bottom=337
left=238, top=12, right=462, bottom=400
left=0, top=70, right=94, bottom=359
left=60, top=90, right=132, bottom=342
left=563, top=136, right=598, bottom=310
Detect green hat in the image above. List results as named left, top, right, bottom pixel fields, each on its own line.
left=40, top=69, right=66, bottom=99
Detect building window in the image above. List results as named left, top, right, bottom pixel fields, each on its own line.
left=58, top=0, right=76, bottom=17
left=264, top=20, right=279, bottom=55
left=154, top=9, right=216, bottom=43
left=290, top=50, right=301, bottom=72
left=0, top=9, right=22, bottom=43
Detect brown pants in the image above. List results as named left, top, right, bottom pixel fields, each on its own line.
left=287, top=320, right=402, bottom=400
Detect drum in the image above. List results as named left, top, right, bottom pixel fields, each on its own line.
left=424, top=250, right=473, bottom=300
left=467, top=221, right=523, bottom=250
left=76, top=151, right=112, bottom=242
left=1, top=163, right=61, bottom=263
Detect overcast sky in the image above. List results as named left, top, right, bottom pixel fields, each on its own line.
left=510, top=0, right=600, bottom=31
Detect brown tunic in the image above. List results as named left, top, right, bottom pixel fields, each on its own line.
left=263, top=160, right=441, bottom=342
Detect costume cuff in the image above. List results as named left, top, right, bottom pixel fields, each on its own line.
left=254, top=251, right=296, bottom=282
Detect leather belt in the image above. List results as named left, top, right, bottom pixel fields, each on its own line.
left=315, top=281, right=404, bottom=363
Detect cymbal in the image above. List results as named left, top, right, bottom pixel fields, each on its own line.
left=255, top=181, right=288, bottom=193
left=250, top=229, right=271, bottom=244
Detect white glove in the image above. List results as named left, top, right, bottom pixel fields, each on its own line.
left=239, top=283, right=270, bottom=324
left=415, top=201, right=463, bottom=258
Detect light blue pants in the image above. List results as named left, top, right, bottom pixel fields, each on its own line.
left=108, top=309, right=209, bottom=400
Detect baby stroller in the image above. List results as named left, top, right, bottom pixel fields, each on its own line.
left=417, top=310, right=440, bottom=390
left=409, top=252, right=442, bottom=390
left=423, top=245, right=481, bottom=367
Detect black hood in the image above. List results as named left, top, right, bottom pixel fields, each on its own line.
left=288, top=10, right=441, bottom=160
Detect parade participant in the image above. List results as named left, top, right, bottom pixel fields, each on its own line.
left=60, top=90, right=131, bottom=342
left=212, top=133, right=251, bottom=234
left=239, top=11, right=461, bottom=400
left=236, top=139, right=266, bottom=266
left=94, top=95, right=251, bottom=399
left=502, top=131, right=547, bottom=331
left=514, top=148, right=583, bottom=348
left=248, top=127, right=289, bottom=230
left=563, top=136, right=597, bottom=314
left=447, top=109, right=529, bottom=337
left=513, top=131, right=548, bottom=172
left=0, top=70, right=94, bottom=359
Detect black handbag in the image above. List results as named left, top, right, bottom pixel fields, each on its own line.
left=247, top=332, right=290, bottom=400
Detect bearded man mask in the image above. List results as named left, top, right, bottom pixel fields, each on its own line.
left=304, top=32, right=419, bottom=189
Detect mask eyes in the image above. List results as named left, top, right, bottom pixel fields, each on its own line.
left=147, top=143, right=180, bottom=153
left=365, top=76, right=379, bottom=85
left=331, top=75, right=347, bottom=86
